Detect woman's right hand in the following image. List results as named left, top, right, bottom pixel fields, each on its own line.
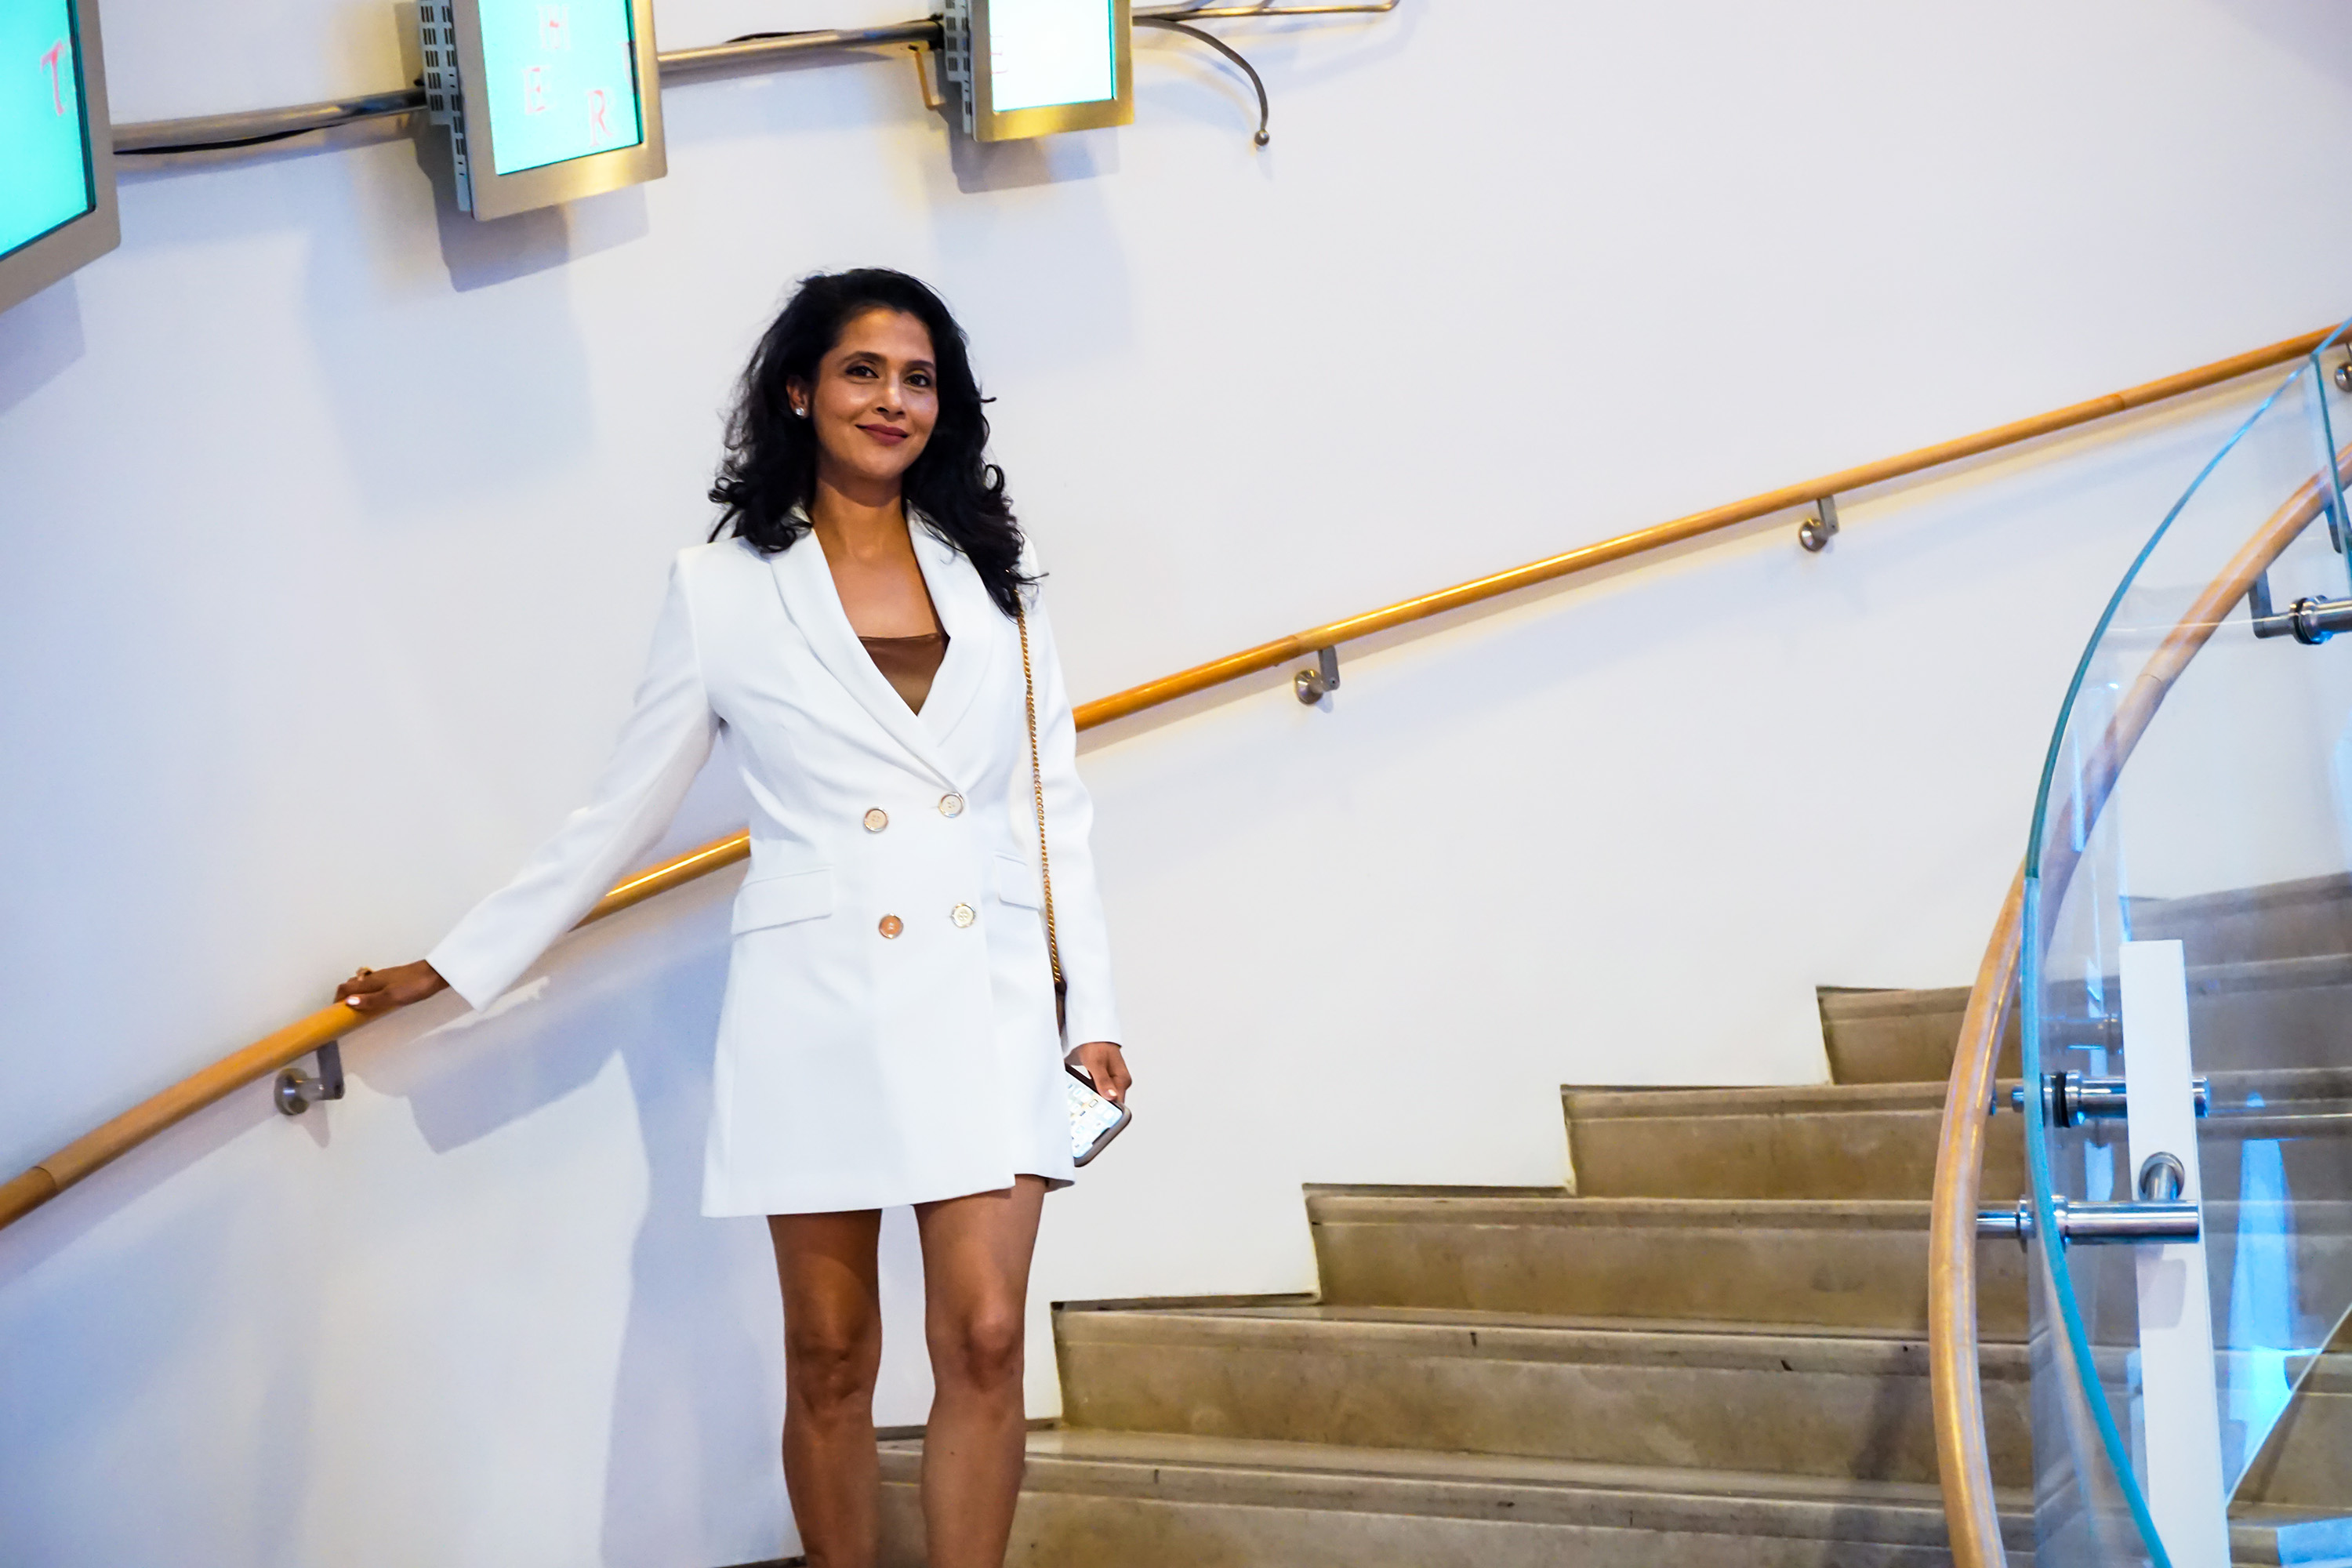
left=336, top=960, right=449, bottom=1015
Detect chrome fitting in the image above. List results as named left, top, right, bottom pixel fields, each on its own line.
left=2137, top=1151, right=2187, bottom=1203
left=276, top=1040, right=347, bottom=1116
left=1976, top=1196, right=2199, bottom=1247
left=1798, top=495, right=1840, bottom=552
left=2009, top=1070, right=2209, bottom=1127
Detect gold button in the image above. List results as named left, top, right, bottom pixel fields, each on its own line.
left=863, top=808, right=889, bottom=833
left=938, top=793, right=964, bottom=818
left=950, top=902, right=976, bottom=928
left=878, top=914, right=903, bottom=938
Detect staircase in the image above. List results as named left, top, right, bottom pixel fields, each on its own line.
left=875, top=985, right=2038, bottom=1566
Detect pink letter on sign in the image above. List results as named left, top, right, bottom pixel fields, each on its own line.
left=586, top=88, right=609, bottom=144
left=539, top=5, right=568, bottom=50
left=42, top=39, right=68, bottom=114
left=523, top=64, right=548, bottom=113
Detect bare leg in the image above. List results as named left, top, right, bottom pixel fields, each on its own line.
left=913, top=1177, right=1047, bottom=1568
left=769, top=1210, right=885, bottom=1568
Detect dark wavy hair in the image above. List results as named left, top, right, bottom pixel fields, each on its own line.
left=708, top=268, right=1033, bottom=616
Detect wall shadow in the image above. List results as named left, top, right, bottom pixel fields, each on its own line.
left=359, top=877, right=792, bottom=1566
left=408, top=125, right=653, bottom=292
left=0, top=280, right=89, bottom=419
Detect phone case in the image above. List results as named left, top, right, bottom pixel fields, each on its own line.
left=1066, top=1065, right=1132, bottom=1167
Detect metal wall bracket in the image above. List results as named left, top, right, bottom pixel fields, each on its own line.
left=1294, top=646, right=1341, bottom=704
left=908, top=42, right=945, bottom=112
left=1976, top=1196, right=2200, bottom=1247
left=2007, top=1069, right=2209, bottom=1127
left=2249, top=569, right=2352, bottom=644
left=2335, top=353, right=2352, bottom=394
left=1798, top=495, right=1840, bottom=552
left=275, top=1040, right=346, bottom=1116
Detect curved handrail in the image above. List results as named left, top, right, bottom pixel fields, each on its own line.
left=1926, top=433, right=2352, bottom=1566
left=2, top=320, right=2341, bottom=1236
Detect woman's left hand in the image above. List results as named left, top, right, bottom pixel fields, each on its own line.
left=1069, top=1041, right=1131, bottom=1105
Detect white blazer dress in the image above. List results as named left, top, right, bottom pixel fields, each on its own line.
left=426, top=524, right=1123, bottom=1216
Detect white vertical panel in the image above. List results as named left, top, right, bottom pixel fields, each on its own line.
left=2119, top=939, right=2229, bottom=1566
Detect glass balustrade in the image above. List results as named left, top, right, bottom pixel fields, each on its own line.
left=2020, top=321, right=2352, bottom=1566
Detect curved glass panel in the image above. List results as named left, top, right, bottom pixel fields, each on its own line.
left=2022, top=321, right=2352, bottom=1566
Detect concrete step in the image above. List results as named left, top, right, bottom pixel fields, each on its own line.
left=1563, top=1082, right=2027, bottom=1202
left=1817, top=986, right=2016, bottom=1087
left=2172, top=954, right=2352, bottom=1075
left=876, top=1430, right=2032, bottom=1567
left=2230, top=1503, right=2352, bottom=1566
left=1051, top=1302, right=2031, bottom=1489
left=2129, top=873, right=2352, bottom=966
left=2230, top=1346, right=2352, bottom=1515
left=1305, top=1189, right=2028, bottom=1338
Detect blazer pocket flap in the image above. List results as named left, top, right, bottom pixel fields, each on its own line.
left=732, top=868, right=836, bottom=934
left=993, top=853, right=1042, bottom=910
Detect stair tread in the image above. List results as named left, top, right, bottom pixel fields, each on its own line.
left=1564, top=1081, right=1973, bottom=1119
left=1563, top=1068, right=2352, bottom=1123
left=2229, top=1501, right=2352, bottom=1566
left=1311, top=1188, right=2352, bottom=1225
left=877, top=1428, right=2032, bottom=1541
left=1815, top=986, right=1973, bottom=1021
left=1308, top=1190, right=1937, bottom=1226
left=1054, top=1301, right=2031, bottom=1372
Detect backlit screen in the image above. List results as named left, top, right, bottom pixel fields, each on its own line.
left=480, top=0, right=643, bottom=176
left=989, top=0, right=1114, bottom=111
left=2, top=0, right=96, bottom=260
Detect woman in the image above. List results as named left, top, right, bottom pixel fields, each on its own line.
left=336, top=268, right=1131, bottom=1568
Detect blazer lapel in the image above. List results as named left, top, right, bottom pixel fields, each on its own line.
left=768, top=535, right=963, bottom=788
left=909, top=521, right=993, bottom=746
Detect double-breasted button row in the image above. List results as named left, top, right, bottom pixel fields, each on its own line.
left=863, top=796, right=962, bottom=830
left=877, top=906, right=981, bottom=938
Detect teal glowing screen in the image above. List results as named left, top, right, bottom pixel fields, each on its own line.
left=480, top=0, right=644, bottom=176
left=2, top=0, right=96, bottom=260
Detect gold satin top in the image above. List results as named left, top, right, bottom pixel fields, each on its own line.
left=861, top=631, right=949, bottom=714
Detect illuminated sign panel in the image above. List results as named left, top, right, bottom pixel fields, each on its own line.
left=988, top=0, right=1115, bottom=112
left=2, top=0, right=116, bottom=314
left=0, top=0, right=117, bottom=312
left=945, top=0, right=1131, bottom=142
left=479, top=0, right=644, bottom=175
left=418, top=0, right=664, bottom=220
left=2, top=0, right=93, bottom=256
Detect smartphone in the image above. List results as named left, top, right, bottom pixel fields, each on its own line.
left=1066, top=1065, right=1131, bottom=1167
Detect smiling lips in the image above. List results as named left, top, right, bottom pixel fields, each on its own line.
left=856, top=423, right=909, bottom=446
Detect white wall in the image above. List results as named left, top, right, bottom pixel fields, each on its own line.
left=7, top=2, right=2352, bottom=1563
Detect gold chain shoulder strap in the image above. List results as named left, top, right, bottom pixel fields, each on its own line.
left=1016, top=608, right=1068, bottom=1029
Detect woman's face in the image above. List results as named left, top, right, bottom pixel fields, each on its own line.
left=793, top=307, right=940, bottom=495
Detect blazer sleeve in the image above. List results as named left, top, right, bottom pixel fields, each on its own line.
left=427, top=557, right=718, bottom=1011
left=1022, top=579, right=1126, bottom=1052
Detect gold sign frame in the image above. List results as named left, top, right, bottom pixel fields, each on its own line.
left=946, top=0, right=1134, bottom=143
left=426, top=0, right=667, bottom=221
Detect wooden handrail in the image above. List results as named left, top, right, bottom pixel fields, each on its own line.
left=2, top=318, right=2341, bottom=1237
left=1926, top=434, right=2352, bottom=1566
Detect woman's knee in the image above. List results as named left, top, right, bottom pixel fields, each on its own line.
left=785, top=1314, right=882, bottom=1412
left=931, top=1303, right=1025, bottom=1392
